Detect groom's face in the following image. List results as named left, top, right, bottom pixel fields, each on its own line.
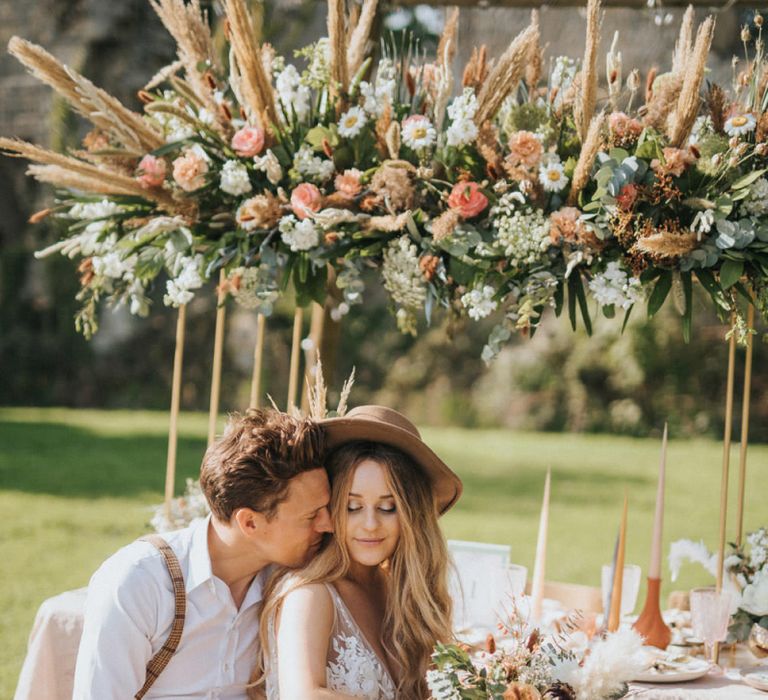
left=259, top=467, right=333, bottom=568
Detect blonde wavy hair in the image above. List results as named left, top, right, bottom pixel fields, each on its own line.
left=251, top=441, right=453, bottom=699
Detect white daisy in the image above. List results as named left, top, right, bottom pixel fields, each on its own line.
left=338, top=106, right=367, bottom=138
left=724, top=113, right=757, bottom=137
left=401, top=115, right=437, bottom=150
left=539, top=160, right=568, bottom=193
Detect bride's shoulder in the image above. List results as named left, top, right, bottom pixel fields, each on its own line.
left=280, top=582, right=335, bottom=619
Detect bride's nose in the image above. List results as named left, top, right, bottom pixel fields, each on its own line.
left=362, top=507, right=380, bottom=531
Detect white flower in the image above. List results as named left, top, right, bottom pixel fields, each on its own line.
left=294, top=145, right=335, bottom=182
left=744, top=177, right=768, bottom=216
left=491, top=198, right=550, bottom=267
left=692, top=209, right=715, bottom=236
left=252, top=149, right=283, bottom=185
left=359, top=59, right=396, bottom=118
left=275, top=64, right=311, bottom=122
left=338, top=106, right=367, bottom=138
left=540, top=159, right=568, bottom=193
left=382, top=236, right=427, bottom=310
left=426, top=668, right=461, bottom=700
left=68, top=200, right=122, bottom=221
left=461, top=285, right=498, bottom=320
left=741, top=570, right=768, bottom=617
left=588, top=261, right=645, bottom=310
left=92, top=252, right=134, bottom=279
left=219, top=160, right=252, bottom=196
left=402, top=115, right=437, bottom=150
left=279, top=215, right=320, bottom=251
left=446, top=88, right=479, bottom=147
left=163, top=255, right=204, bottom=307
left=724, top=113, right=757, bottom=137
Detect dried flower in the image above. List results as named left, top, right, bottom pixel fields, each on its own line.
left=370, top=162, right=416, bottom=212
left=334, top=168, right=362, bottom=199
left=236, top=193, right=282, bottom=231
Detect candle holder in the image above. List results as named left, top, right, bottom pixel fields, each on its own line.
left=633, top=577, right=672, bottom=649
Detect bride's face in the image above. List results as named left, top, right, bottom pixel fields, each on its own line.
left=344, top=459, right=401, bottom=568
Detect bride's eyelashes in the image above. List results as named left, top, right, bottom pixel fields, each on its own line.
left=346, top=502, right=397, bottom=514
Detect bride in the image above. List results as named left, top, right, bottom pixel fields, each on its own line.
left=251, top=405, right=462, bottom=699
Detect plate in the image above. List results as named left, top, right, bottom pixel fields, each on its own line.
left=633, top=659, right=711, bottom=683
left=742, top=671, right=768, bottom=691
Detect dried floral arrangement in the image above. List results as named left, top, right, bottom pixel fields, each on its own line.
left=427, top=605, right=648, bottom=700
left=3, top=0, right=768, bottom=360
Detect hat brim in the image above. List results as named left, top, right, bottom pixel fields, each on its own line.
left=321, top=416, right=462, bottom=515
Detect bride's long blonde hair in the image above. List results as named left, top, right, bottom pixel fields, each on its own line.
left=253, top=441, right=453, bottom=699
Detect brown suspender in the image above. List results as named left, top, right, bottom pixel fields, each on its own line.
left=134, top=534, right=187, bottom=700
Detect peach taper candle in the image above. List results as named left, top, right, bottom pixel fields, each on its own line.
left=607, top=493, right=628, bottom=632
left=530, top=468, right=551, bottom=622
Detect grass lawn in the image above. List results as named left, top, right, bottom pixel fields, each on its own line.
left=1, top=407, right=766, bottom=697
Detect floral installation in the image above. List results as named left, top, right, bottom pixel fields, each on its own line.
left=427, top=604, right=647, bottom=700
left=2, top=0, right=767, bottom=359
left=668, top=527, right=768, bottom=642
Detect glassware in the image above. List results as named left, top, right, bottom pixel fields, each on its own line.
left=601, top=563, right=642, bottom=617
left=689, top=587, right=733, bottom=666
left=507, top=563, right=528, bottom=597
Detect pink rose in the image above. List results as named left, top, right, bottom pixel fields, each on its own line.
left=231, top=126, right=265, bottom=158
left=291, top=183, right=322, bottom=220
left=447, top=181, right=488, bottom=219
left=334, top=169, right=362, bottom=198
left=506, top=131, right=543, bottom=169
left=172, top=150, right=209, bottom=192
left=608, top=112, right=643, bottom=140
left=136, top=154, right=167, bottom=188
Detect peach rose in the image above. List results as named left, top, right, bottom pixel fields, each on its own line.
left=334, top=169, right=362, bottom=199
left=231, top=126, right=265, bottom=157
left=291, top=183, right=322, bottom=220
left=652, top=147, right=697, bottom=177
left=549, top=206, right=601, bottom=248
left=506, top=131, right=543, bottom=169
left=172, top=150, right=208, bottom=192
left=448, top=181, right=488, bottom=219
left=136, top=154, right=167, bottom=188
left=608, top=112, right=643, bottom=140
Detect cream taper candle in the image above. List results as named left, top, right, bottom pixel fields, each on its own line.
left=531, top=468, right=551, bottom=622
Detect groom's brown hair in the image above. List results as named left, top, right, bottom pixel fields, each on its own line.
left=200, top=408, right=325, bottom=521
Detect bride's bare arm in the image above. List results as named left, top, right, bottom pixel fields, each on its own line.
left=276, top=584, right=357, bottom=700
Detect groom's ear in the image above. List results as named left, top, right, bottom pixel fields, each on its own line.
left=232, top=507, right=268, bottom=539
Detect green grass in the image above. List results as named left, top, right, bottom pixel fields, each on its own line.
left=1, top=407, right=766, bottom=697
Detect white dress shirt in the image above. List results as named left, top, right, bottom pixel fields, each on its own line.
left=72, top=516, right=267, bottom=700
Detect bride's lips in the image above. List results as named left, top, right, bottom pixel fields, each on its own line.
left=354, top=537, right=385, bottom=545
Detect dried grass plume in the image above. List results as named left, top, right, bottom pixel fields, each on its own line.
left=574, top=0, right=602, bottom=143
left=568, top=112, right=606, bottom=206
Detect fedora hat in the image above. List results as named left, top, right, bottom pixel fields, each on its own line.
left=321, top=405, right=462, bottom=515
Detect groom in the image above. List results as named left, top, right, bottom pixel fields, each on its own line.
left=72, top=408, right=333, bottom=699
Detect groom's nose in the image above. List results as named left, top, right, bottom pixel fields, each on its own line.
left=314, top=506, right=333, bottom=533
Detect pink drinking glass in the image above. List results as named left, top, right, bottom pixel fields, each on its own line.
left=689, top=587, right=733, bottom=667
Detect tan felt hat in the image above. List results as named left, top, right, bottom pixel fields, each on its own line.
left=321, top=405, right=463, bottom=515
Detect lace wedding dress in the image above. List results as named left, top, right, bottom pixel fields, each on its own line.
left=265, top=582, right=396, bottom=699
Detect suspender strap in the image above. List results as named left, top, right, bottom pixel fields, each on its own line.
left=134, top=534, right=187, bottom=700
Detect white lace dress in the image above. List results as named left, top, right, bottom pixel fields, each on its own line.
left=265, top=582, right=396, bottom=699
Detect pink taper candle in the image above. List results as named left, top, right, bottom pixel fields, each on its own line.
left=531, top=468, right=551, bottom=622
left=648, top=423, right=668, bottom=579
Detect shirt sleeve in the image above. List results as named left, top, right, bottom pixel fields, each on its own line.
left=72, top=545, right=166, bottom=700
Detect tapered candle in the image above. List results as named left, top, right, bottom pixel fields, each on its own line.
left=531, top=468, right=551, bottom=622
left=608, top=493, right=628, bottom=632
left=649, top=424, right=668, bottom=579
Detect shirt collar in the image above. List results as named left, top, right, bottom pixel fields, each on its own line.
left=185, top=514, right=215, bottom=594
left=240, top=565, right=271, bottom=611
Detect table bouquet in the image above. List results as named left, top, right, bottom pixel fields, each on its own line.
left=3, top=0, right=768, bottom=358
left=427, top=610, right=647, bottom=700
left=669, top=527, right=768, bottom=649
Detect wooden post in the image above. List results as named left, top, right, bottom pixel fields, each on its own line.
left=714, top=318, right=737, bottom=664
left=735, top=301, right=756, bottom=547
left=301, top=302, right=327, bottom=412
left=207, top=271, right=227, bottom=447
left=164, top=304, right=187, bottom=522
left=287, top=306, right=304, bottom=411
left=249, top=313, right=267, bottom=409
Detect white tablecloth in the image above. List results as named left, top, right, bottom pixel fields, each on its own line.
left=14, top=589, right=768, bottom=700
left=14, top=588, right=87, bottom=700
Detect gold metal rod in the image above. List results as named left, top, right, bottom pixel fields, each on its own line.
left=165, top=304, right=187, bottom=522
left=735, top=301, right=756, bottom=547
left=207, top=271, right=227, bottom=447
left=714, top=316, right=737, bottom=665
left=249, top=313, right=266, bottom=409
left=287, top=306, right=304, bottom=411
left=301, top=302, right=327, bottom=413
